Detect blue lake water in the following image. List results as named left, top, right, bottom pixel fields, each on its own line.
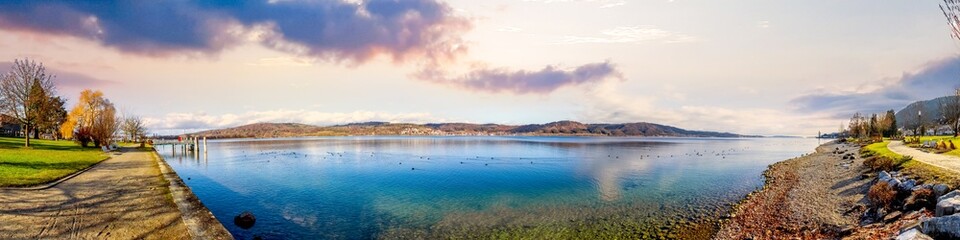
left=157, top=136, right=820, bottom=239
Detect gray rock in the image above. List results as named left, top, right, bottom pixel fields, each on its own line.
left=938, top=190, right=960, bottom=203
left=898, top=228, right=934, bottom=240
left=880, top=171, right=892, bottom=182
left=936, top=196, right=960, bottom=217
left=933, top=184, right=950, bottom=198
left=888, top=178, right=903, bottom=189
left=921, top=214, right=960, bottom=239
left=884, top=211, right=903, bottom=223
left=901, top=179, right=917, bottom=192
left=912, top=184, right=933, bottom=192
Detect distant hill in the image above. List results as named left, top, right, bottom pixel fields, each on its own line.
left=895, top=96, right=959, bottom=129
left=188, top=121, right=754, bottom=139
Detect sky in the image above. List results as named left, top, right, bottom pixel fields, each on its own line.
left=0, top=0, right=958, bottom=136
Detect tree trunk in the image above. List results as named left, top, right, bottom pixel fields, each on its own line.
left=32, top=128, right=39, bottom=139
left=23, top=126, right=30, bottom=147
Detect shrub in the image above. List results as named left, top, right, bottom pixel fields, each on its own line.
left=900, top=155, right=913, bottom=163
left=868, top=182, right=897, bottom=210
left=865, top=156, right=894, bottom=171
left=73, top=127, right=93, bottom=148
left=904, top=188, right=936, bottom=211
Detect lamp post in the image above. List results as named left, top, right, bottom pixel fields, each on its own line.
left=918, top=110, right=923, bottom=138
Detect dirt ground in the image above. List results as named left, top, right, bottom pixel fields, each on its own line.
left=0, top=148, right=190, bottom=239
left=714, top=141, right=873, bottom=239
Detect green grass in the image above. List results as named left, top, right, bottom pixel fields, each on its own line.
left=863, top=140, right=960, bottom=187
left=863, top=141, right=904, bottom=161
left=0, top=137, right=108, bottom=187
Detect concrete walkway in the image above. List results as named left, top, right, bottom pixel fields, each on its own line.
left=887, top=140, right=960, bottom=174
left=0, top=148, right=190, bottom=239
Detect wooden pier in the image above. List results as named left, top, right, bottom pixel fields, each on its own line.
left=152, top=137, right=208, bottom=157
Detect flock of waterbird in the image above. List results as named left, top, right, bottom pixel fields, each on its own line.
left=211, top=146, right=754, bottom=171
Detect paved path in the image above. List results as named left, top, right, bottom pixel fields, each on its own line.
left=887, top=140, right=960, bottom=174
left=0, top=148, right=190, bottom=239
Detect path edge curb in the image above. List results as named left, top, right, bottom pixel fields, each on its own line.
left=153, top=149, right=234, bottom=240
left=0, top=155, right=113, bottom=190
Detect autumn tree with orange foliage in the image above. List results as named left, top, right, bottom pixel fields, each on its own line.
left=61, top=89, right=118, bottom=147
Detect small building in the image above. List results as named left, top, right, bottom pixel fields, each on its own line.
left=0, top=114, right=22, bottom=137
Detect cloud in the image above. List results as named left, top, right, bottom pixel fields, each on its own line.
left=246, top=57, right=314, bottom=67
left=577, top=81, right=837, bottom=135
left=521, top=0, right=627, bottom=8
left=144, top=110, right=445, bottom=133
left=496, top=26, right=523, bottom=32
left=0, top=0, right=470, bottom=63
left=555, top=26, right=698, bottom=44
left=414, top=61, right=623, bottom=94
left=790, top=56, right=960, bottom=117
left=757, top=21, right=771, bottom=28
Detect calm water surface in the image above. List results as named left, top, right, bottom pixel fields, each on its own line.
left=158, top=136, right=820, bottom=239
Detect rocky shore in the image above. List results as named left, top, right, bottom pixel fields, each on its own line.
left=714, top=141, right=960, bottom=239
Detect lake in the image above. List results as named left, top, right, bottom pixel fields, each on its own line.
left=157, top=136, right=820, bottom=239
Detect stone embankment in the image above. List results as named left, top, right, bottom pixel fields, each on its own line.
left=876, top=170, right=960, bottom=239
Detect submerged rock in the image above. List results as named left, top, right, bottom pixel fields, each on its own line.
left=234, top=211, right=256, bottom=229
left=921, top=214, right=960, bottom=239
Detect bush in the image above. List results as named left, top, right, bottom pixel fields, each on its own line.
left=904, top=188, right=936, bottom=211
left=73, top=127, right=93, bottom=148
left=865, top=156, right=894, bottom=171
left=900, top=155, right=913, bottom=163
left=868, top=181, right=897, bottom=210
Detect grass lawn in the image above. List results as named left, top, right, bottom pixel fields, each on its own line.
left=863, top=141, right=903, bottom=161
left=0, top=137, right=108, bottom=187
left=864, top=140, right=960, bottom=187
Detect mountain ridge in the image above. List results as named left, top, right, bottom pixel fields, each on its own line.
left=185, top=121, right=758, bottom=139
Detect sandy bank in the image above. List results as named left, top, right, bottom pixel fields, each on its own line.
left=715, top=141, right=875, bottom=239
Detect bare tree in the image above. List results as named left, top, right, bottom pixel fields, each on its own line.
left=89, top=96, right=118, bottom=148
left=942, top=0, right=960, bottom=41
left=121, top=114, right=147, bottom=144
left=0, top=59, right=56, bottom=147
left=942, top=88, right=960, bottom=137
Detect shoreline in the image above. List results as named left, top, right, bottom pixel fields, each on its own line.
left=152, top=148, right=234, bottom=239
left=715, top=141, right=872, bottom=239
left=713, top=140, right=952, bottom=239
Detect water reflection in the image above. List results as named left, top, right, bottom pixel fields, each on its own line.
left=157, top=136, right=819, bottom=239
left=586, top=155, right=650, bottom=201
